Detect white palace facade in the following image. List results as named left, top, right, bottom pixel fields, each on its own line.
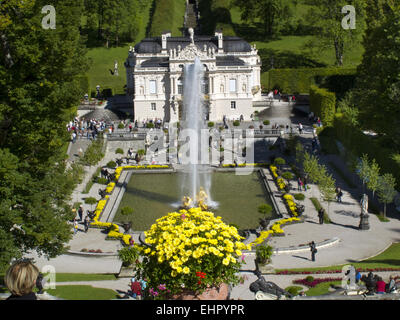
left=125, top=30, right=263, bottom=123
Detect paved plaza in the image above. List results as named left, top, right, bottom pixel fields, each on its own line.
left=24, top=100, right=400, bottom=300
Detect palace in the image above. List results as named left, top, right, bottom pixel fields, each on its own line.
left=125, top=29, right=264, bottom=123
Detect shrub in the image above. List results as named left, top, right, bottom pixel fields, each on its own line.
left=282, top=172, right=293, bottom=180
left=306, top=276, right=314, bottom=283
left=81, top=248, right=88, bottom=252
left=121, top=206, right=134, bottom=216
left=96, top=177, right=108, bottom=185
left=118, top=123, right=125, bottom=129
left=208, top=122, right=215, bottom=128
left=258, top=204, right=272, bottom=218
left=80, top=138, right=105, bottom=166
left=146, top=122, right=155, bottom=129
left=285, top=286, right=303, bottom=296
left=107, top=161, right=117, bottom=169
left=263, top=120, right=270, bottom=126
left=115, top=148, right=124, bottom=154
left=233, top=120, right=240, bottom=126
left=294, top=193, right=305, bottom=201
left=118, top=246, right=139, bottom=267
left=137, top=149, right=146, bottom=156
left=274, top=157, right=286, bottom=166
left=256, top=245, right=273, bottom=264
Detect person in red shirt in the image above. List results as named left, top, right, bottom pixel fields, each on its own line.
left=376, top=277, right=386, bottom=294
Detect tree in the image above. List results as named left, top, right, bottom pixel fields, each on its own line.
left=356, top=154, right=370, bottom=192
left=366, top=158, right=380, bottom=198
left=0, top=0, right=88, bottom=271
left=233, top=0, right=292, bottom=37
left=319, top=172, right=336, bottom=218
left=304, top=0, right=366, bottom=66
left=354, top=3, right=400, bottom=148
left=302, top=152, right=320, bottom=183
left=377, top=173, right=397, bottom=218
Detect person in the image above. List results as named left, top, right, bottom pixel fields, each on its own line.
left=309, top=241, right=317, bottom=261
left=298, top=123, right=303, bottom=134
left=303, top=176, right=308, bottom=191
left=78, top=205, right=83, bottom=221
left=4, top=260, right=40, bottom=300
left=387, top=275, right=397, bottom=293
left=355, top=270, right=361, bottom=284
left=318, top=208, right=324, bottom=225
left=376, top=276, right=386, bottom=294
left=129, top=277, right=142, bottom=299
left=73, top=218, right=78, bottom=235
left=84, top=215, right=90, bottom=233
left=297, top=177, right=303, bottom=191
left=336, top=187, right=343, bottom=203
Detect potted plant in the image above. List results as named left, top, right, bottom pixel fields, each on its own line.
left=118, top=246, right=140, bottom=278
left=135, top=208, right=249, bottom=300
left=258, top=204, right=272, bottom=229
left=256, top=244, right=274, bottom=274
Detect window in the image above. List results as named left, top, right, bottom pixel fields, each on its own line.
left=231, top=101, right=236, bottom=109
left=177, top=78, right=183, bottom=95
left=229, top=79, right=237, bottom=93
left=202, top=77, right=209, bottom=94
left=151, top=103, right=156, bottom=111
left=149, top=80, right=157, bottom=94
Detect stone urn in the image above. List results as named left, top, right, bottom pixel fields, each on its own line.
left=171, top=283, right=230, bottom=300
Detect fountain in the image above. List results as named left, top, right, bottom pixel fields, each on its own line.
left=179, top=57, right=214, bottom=208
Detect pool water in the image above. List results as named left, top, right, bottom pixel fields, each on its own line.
left=114, top=171, right=277, bottom=230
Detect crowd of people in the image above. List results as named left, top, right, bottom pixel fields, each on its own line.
left=67, top=117, right=112, bottom=143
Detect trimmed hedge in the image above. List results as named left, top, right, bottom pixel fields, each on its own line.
left=309, top=85, right=336, bottom=127
left=264, top=67, right=356, bottom=94
left=332, top=114, right=400, bottom=188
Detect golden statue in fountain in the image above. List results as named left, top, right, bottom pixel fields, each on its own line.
left=196, top=187, right=208, bottom=211
left=181, top=187, right=209, bottom=210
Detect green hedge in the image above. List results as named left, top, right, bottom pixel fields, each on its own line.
left=264, top=67, right=356, bottom=94
left=332, top=114, right=400, bottom=187
left=309, top=85, right=336, bottom=127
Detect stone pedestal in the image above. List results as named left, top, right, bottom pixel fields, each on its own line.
left=359, top=214, right=370, bottom=231
left=256, top=261, right=275, bottom=274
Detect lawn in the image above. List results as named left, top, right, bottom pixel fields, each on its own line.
left=304, top=280, right=342, bottom=296
left=85, top=0, right=153, bottom=95
left=46, top=285, right=118, bottom=300
left=276, top=242, right=400, bottom=274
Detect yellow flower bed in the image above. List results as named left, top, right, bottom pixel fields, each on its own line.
left=105, top=182, right=115, bottom=193
left=222, top=163, right=268, bottom=168
left=283, top=194, right=298, bottom=217
left=89, top=199, right=132, bottom=245
left=249, top=217, right=301, bottom=247
left=269, top=165, right=286, bottom=191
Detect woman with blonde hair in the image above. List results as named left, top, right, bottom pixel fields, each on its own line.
left=4, top=260, right=39, bottom=300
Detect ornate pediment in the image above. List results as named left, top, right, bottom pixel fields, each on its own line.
left=176, top=44, right=210, bottom=61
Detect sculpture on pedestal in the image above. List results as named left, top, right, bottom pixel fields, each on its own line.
left=359, top=193, right=370, bottom=230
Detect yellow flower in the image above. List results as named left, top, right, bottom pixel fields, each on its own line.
left=183, top=267, right=190, bottom=274
left=222, top=258, right=230, bottom=266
